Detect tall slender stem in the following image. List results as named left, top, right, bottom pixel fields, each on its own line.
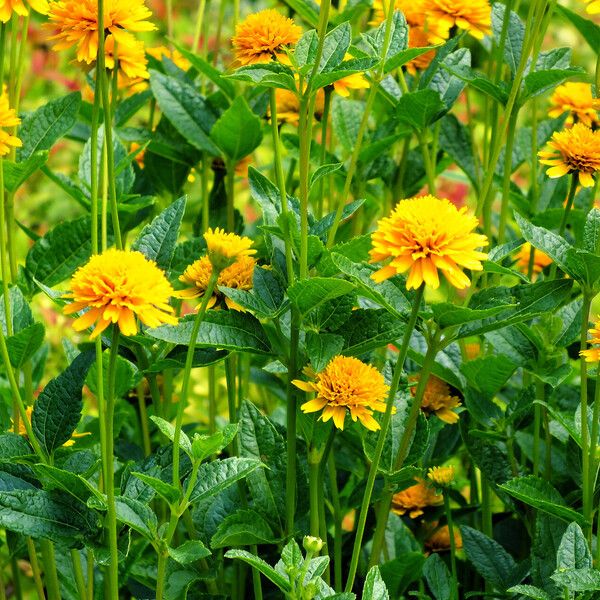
left=25, top=539, right=45, bottom=600
left=39, top=540, right=61, bottom=600
left=345, top=284, right=425, bottom=591
left=443, top=493, right=459, bottom=600
left=580, top=292, right=593, bottom=539
left=328, top=452, right=343, bottom=591
left=309, top=455, right=321, bottom=538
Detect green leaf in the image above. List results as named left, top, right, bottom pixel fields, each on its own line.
left=211, top=509, right=278, bottom=548
left=225, top=549, right=291, bottom=592
left=288, top=277, right=355, bottom=316
left=0, top=489, right=100, bottom=546
left=6, top=322, right=45, bottom=368
left=0, top=433, right=32, bottom=459
left=187, top=457, right=262, bottom=503
left=31, top=464, right=104, bottom=506
left=556, top=522, right=592, bottom=570
left=431, top=301, right=515, bottom=329
left=0, top=286, right=32, bottom=335
left=310, top=162, right=342, bottom=188
left=499, top=476, right=588, bottom=526
left=87, top=353, right=139, bottom=400
left=147, top=311, right=271, bottom=354
left=114, top=495, right=158, bottom=540
left=460, top=525, right=517, bottom=591
left=341, top=308, right=404, bottom=356
left=584, top=208, right=600, bottom=254
left=384, top=46, right=436, bottom=74
left=317, top=22, right=352, bottom=73
left=441, top=64, right=507, bottom=104
left=229, top=63, right=297, bottom=91
left=149, top=415, right=193, bottom=459
left=210, top=96, right=263, bottom=162
left=32, top=351, right=95, bottom=455
left=171, top=41, right=235, bottom=98
left=521, top=68, right=583, bottom=104
left=132, top=196, right=186, bottom=272
left=363, top=10, right=408, bottom=62
left=492, top=2, right=524, bottom=74
left=423, top=554, right=452, bottom=600
left=379, top=552, right=425, bottom=596
left=332, top=96, right=363, bottom=151
left=555, top=4, right=600, bottom=53
left=439, top=114, right=478, bottom=187
left=168, top=540, right=211, bottom=565
left=430, top=48, right=470, bottom=109
left=461, top=355, right=518, bottom=398
left=191, top=424, right=238, bottom=462
left=131, top=472, right=180, bottom=506
left=363, top=566, right=389, bottom=600
left=25, top=217, right=109, bottom=288
left=551, top=568, right=600, bottom=591
left=149, top=70, right=220, bottom=155
left=507, top=584, right=551, bottom=600
left=396, top=89, right=445, bottom=130
left=305, top=332, right=344, bottom=373
left=3, top=152, right=48, bottom=192
left=18, top=92, right=81, bottom=160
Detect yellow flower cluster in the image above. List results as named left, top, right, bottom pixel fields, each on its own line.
left=391, top=478, right=442, bottom=518
left=0, top=0, right=47, bottom=23
left=412, top=374, right=462, bottom=424
left=515, top=243, right=552, bottom=279
left=0, top=90, right=21, bottom=156
left=427, top=465, right=455, bottom=487
left=549, top=83, right=600, bottom=128
left=581, top=318, right=600, bottom=363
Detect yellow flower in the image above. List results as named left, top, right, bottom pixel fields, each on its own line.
left=370, top=195, right=488, bottom=290
left=204, top=227, right=256, bottom=271
left=538, top=123, right=600, bottom=188
left=549, top=83, right=600, bottom=128
left=425, top=524, right=463, bottom=553
left=0, top=90, right=21, bottom=156
left=413, top=374, right=461, bottom=424
left=64, top=249, right=177, bottom=339
left=585, top=0, right=600, bottom=14
left=268, top=78, right=325, bottom=126
left=426, top=0, right=492, bottom=41
left=147, top=45, right=190, bottom=71
left=231, top=9, right=302, bottom=66
left=391, top=478, right=442, bottom=518
left=515, top=243, right=552, bottom=278
left=427, top=465, right=455, bottom=487
left=15, top=407, right=90, bottom=447
left=0, top=0, right=47, bottom=23
left=580, top=317, right=600, bottom=363
left=293, top=356, right=390, bottom=431
left=178, top=255, right=256, bottom=311
left=332, top=54, right=369, bottom=98
left=46, top=0, right=155, bottom=65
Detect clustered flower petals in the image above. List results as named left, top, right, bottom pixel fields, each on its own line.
left=232, top=9, right=302, bottom=66
left=204, top=227, right=257, bottom=271
left=538, top=123, right=600, bottom=188
left=391, top=479, right=442, bottom=518
left=293, top=356, right=390, bottom=431
left=413, top=374, right=462, bottom=424
left=64, top=249, right=178, bottom=339
left=515, top=243, right=552, bottom=279
left=427, top=0, right=492, bottom=41
left=425, top=524, right=463, bottom=553
left=549, top=82, right=600, bottom=128
left=427, top=465, right=455, bottom=488
left=0, top=0, right=47, bottom=23
left=580, top=318, right=600, bottom=363
left=0, top=90, right=21, bottom=156
left=370, top=195, right=488, bottom=290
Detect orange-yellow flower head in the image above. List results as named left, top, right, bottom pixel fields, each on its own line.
left=0, top=90, right=21, bottom=156
left=46, top=0, right=155, bottom=64
left=104, top=34, right=149, bottom=81
left=427, top=465, right=455, bottom=488
left=370, top=195, right=488, bottom=290
left=0, top=0, right=47, bottom=23
left=232, top=9, right=302, bottom=66
left=64, top=249, right=177, bottom=339
left=391, top=478, right=442, bottom=518
left=585, top=0, right=600, bottom=14
left=515, top=243, right=552, bottom=278
left=147, top=45, right=190, bottom=72
left=203, top=227, right=256, bottom=271
left=178, top=255, right=256, bottom=311
left=293, top=356, right=390, bottom=431
left=426, top=0, right=492, bottom=41
left=425, top=524, right=463, bottom=553
left=413, top=374, right=461, bottom=424
left=549, top=82, right=600, bottom=128
left=538, top=123, right=600, bottom=188
left=580, top=317, right=600, bottom=363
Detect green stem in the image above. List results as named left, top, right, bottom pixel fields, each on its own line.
left=39, top=540, right=61, bottom=600
left=208, top=365, right=216, bottom=435
left=366, top=334, right=440, bottom=572
left=0, top=160, right=12, bottom=338
left=192, top=0, right=208, bottom=54
left=443, top=494, right=459, bottom=600
left=26, top=538, right=45, bottom=600
left=71, top=549, right=88, bottom=600
left=328, top=452, right=342, bottom=591
left=345, top=284, right=425, bottom=591
left=172, top=271, right=219, bottom=487
left=225, top=354, right=238, bottom=431
left=497, top=108, right=519, bottom=244
left=104, top=328, right=121, bottom=598
left=201, top=154, right=209, bottom=234
left=309, top=455, right=321, bottom=539
left=533, top=379, right=544, bottom=477
left=136, top=381, right=152, bottom=456
left=225, top=161, right=235, bottom=232
left=87, top=548, right=94, bottom=600
left=549, top=175, right=578, bottom=280
left=317, top=87, right=332, bottom=220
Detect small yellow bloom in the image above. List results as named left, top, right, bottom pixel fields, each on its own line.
left=46, top=0, right=155, bottom=65
left=268, top=83, right=325, bottom=126
left=231, top=9, right=302, bottom=66
left=585, top=0, right=600, bottom=14
left=15, top=407, right=90, bottom=447
left=538, top=123, right=600, bottom=188
left=425, top=524, right=463, bottom=553
left=64, top=249, right=178, bottom=339
left=549, top=82, right=600, bottom=128
left=0, top=0, right=47, bottom=23
left=203, top=227, right=256, bottom=271
left=391, top=478, right=442, bottom=518
left=332, top=54, right=369, bottom=98
left=147, top=45, right=190, bottom=72
left=178, top=255, right=256, bottom=311
left=426, top=0, right=492, bottom=41
left=515, top=243, right=552, bottom=278
left=0, top=90, right=21, bottom=157
left=580, top=317, right=600, bottom=362
left=427, top=465, right=455, bottom=488
left=413, top=374, right=462, bottom=424
left=293, top=356, right=390, bottom=431
left=370, top=195, right=488, bottom=290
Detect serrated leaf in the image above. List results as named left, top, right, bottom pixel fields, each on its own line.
left=288, top=277, right=355, bottom=315
left=396, top=89, right=445, bottom=130
left=149, top=416, right=193, bottom=458
left=584, top=208, right=600, bottom=254
left=551, top=568, right=600, bottom=591
left=317, top=22, right=352, bottom=73
left=114, top=495, right=158, bottom=540
left=229, top=63, right=297, bottom=91
left=225, top=549, right=292, bottom=592
left=305, top=332, right=345, bottom=373
left=492, top=2, right=524, bottom=74
left=507, top=584, right=551, bottom=600
left=168, top=540, right=212, bottom=564
left=521, top=68, right=584, bottom=104
left=555, top=4, right=600, bottom=53
left=32, top=351, right=95, bottom=455
left=3, top=152, right=48, bottom=192
left=6, top=322, right=45, bottom=368
left=439, top=114, right=478, bottom=187
left=132, top=196, right=186, bottom=271
left=556, top=522, right=592, bottom=570
left=131, top=472, right=180, bottom=506
left=363, top=566, right=389, bottom=600
left=423, top=554, right=452, bottom=600
left=211, top=509, right=278, bottom=548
